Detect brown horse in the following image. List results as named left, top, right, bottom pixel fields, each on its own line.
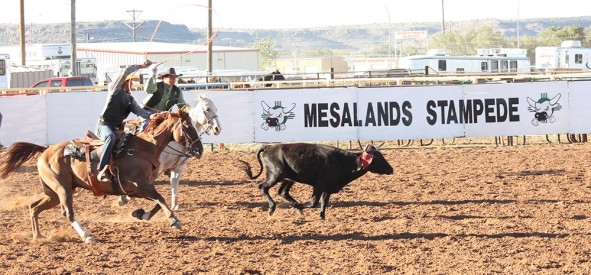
left=0, top=108, right=202, bottom=243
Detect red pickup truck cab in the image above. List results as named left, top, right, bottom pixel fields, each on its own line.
left=30, top=76, right=94, bottom=93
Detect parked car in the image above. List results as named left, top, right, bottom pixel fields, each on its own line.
left=30, top=76, right=94, bottom=93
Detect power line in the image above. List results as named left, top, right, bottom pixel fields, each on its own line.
left=123, top=9, right=144, bottom=42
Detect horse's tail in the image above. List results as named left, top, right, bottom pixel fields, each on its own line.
left=0, top=142, right=47, bottom=178
left=238, top=145, right=267, bottom=179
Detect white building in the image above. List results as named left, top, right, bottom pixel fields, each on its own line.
left=76, top=42, right=259, bottom=83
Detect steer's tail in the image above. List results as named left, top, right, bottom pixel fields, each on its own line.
left=238, top=145, right=267, bottom=179
left=0, top=142, right=48, bottom=178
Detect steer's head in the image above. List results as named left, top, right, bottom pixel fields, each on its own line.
left=361, top=145, right=394, bottom=175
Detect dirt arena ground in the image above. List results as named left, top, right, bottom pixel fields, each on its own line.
left=1, top=137, right=591, bottom=274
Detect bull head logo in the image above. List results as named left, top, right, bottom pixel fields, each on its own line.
left=526, top=93, right=562, bottom=126
left=260, top=101, right=296, bottom=131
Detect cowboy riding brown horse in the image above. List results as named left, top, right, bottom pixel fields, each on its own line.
left=0, top=108, right=202, bottom=243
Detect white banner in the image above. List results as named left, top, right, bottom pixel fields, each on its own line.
left=1, top=80, right=590, bottom=147
left=568, top=81, right=590, bottom=134
left=357, top=86, right=465, bottom=140
left=185, top=90, right=255, bottom=144
left=254, top=88, right=358, bottom=142
left=47, top=92, right=107, bottom=144
left=463, top=82, right=570, bottom=137
left=0, top=94, right=47, bottom=146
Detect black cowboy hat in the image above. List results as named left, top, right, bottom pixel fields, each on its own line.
left=158, top=67, right=183, bottom=78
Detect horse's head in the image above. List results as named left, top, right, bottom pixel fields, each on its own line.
left=174, top=107, right=203, bottom=158
left=189, top=94, right=222, bottom=135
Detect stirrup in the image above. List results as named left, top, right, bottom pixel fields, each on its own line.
left=97, top=167, right=110, bottom=182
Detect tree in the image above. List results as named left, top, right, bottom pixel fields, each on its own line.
left=537, top=25, right=586, bottom=47
left=430, top=31, right=470, bottom=55
left=585, top=28, right=591, bottom=47
left=467, top=26, right=507, bottom=50
left=253, top=38, right=279, bottom=70
left=429, top=26, right=508, bottom=56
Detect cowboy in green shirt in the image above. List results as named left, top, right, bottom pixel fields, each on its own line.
left=140, top=66, right=187, bottom=130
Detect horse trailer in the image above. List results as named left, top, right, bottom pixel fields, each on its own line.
left=535, top=41, right=591, bottom=71
left=398, top=48, right=531, bottom=75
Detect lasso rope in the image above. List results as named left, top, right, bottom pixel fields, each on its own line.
left=143, top=4, right=221, bottom=66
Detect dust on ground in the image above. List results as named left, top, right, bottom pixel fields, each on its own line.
left=0, top=137, right=590, bottom=274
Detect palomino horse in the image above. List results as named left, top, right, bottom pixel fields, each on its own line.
left=119, top=94, right=221, bottom=210
left=0, top=109, right=201, bottom=243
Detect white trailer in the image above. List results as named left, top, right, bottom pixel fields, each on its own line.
left=399, top=49, right=531, bottom=75
left=535, top=41, right=591, bottom=71
left=27, top=57, right=98, bottom=83
left=0, top=54, right=11, bottom=89
left=0, top=44, right=98, bottom=84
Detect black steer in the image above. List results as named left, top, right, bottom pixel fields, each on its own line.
left=240, top=143, right=394, bottom=219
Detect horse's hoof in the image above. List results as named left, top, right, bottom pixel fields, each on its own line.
left=118, top=196, right=130, bottom=206
left=169, top=217, right=182, bottom=229
left=268, top=206, right=276, bottom=216
left=84, top=236, right=96, bottom=243
left=131, top=209, right=146, bottom=220
left=171, top=223, right=182, bottom=230
left=172, top=204, right=181, bottom=211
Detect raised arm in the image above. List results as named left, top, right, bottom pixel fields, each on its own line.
left=108, top=60, right=153, bottom=93
left=144, top=64, right=159, bottom=95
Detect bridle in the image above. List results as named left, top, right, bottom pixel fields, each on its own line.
left=201, top=113, right=218, bottom=135
left=201, top=102, right=218, bottom=135
left=176, top=116, right=202, bottom=158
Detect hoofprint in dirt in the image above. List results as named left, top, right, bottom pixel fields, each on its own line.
left=1, top=142, right=591, bottom=273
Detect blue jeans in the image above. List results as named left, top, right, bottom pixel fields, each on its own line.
left=95, top=123, right=116, bottom=171
left=139, top=117, right=149, bottom=132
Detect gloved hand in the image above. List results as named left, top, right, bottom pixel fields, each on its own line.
left=149, top=63, right=159, bottom=75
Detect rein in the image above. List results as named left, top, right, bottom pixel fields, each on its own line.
left=164, top=144, right=189, bottom=157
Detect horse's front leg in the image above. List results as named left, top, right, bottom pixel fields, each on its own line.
left=170, top=169, right=183, bottom=210
left=131, top=186, right=181, bottom=229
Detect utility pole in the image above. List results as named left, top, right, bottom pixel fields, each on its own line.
left=441, top=0, right=446, bottom=34
left=385, top=5, right=392, bottom=67
left=71, top=0, right=78, bottom=76
left=19, top=0, right=26, bottom=65
left=207, top=0, right=213, bottom=76
left=517, top=1, right=521, bottom=49
left=124, top=9, right=144, bottom=42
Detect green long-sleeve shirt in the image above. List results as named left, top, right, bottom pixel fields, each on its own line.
left=143, top=74, right=187, bottom=111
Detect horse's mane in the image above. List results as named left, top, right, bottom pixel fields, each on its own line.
left=143, top=109, right=188, bottom=134
left=143, top=112, right=170, bottom=134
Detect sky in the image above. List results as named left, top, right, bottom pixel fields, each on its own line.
left=3, top=0, right=590, bottom=29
